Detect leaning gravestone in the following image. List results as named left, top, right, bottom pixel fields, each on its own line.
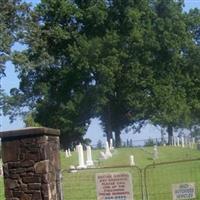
left=96, top=172, right=133, bottom=200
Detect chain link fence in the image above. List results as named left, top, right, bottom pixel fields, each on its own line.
left=61, top=136, right=200, bottom=200
left=62, top=158, right=200, bottom=200
left=144, top=158, right=200, bottom=200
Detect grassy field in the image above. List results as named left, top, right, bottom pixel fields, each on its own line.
left=0, top=146, right=200, bottom=199
left=61, top=146, right=200, bottom=200
left=0, top=178, right=4, bottom=200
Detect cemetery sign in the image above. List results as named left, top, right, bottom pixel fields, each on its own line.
left=172, top=182, right=196, bottom=200
left=96, top=172, right=133, bottom=200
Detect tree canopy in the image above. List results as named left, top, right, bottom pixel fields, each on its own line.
left=0, top=0, right=29, bottom=119
left=3, top=0, right=200, bottom=147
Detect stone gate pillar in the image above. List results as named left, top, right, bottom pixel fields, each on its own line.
left=0, top=127, right=61, bottom=200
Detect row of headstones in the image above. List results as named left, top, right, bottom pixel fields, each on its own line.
left=166, top=136, right=195, bottom=148
left=66, top=139, right=115, bottom=170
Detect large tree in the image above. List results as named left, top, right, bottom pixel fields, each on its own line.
left=0, top=0, right=29, bottom=119
left=95, top=0, right=156, bottom=146
left=5, top=0, right=101, bottom=148
left=4, top=0, right=200, bottom=148
left=184, top=8, right=200, bottom=129
left=148, top=0, right=198, bottom=144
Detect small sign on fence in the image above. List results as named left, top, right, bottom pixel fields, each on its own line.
left=172, top=182, right=196, bottom=200
left=96, top=172, right=133, bottom=200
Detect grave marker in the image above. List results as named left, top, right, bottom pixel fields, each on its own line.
left=130, top=155, right=135, bottom=166
left=68, top=148, right=72, bottom=157
left=174, top=136, right=177, bottom=146
left=86, top=145, right=94, bottom=166
left=181, top=136, right=185, bottom=148
left=153, top=145, right=158, bottom=160
left=110, top=138, right=114, bottom=150
left=77, top=143, right=86, bottom=169
left=65, top=149, right=69, bottom=158
left=177, top=137, right=180, bottom=147
left=105, top=141, right=112, bottom=158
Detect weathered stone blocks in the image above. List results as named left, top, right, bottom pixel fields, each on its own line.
left=0, top=127, right=61, bottom=200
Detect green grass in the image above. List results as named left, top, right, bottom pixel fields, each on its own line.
left=1, top=146, right=200, bottom=199
left=61, top=146, right=200, bottom=200
left=0, top=178, right=4, bottom=199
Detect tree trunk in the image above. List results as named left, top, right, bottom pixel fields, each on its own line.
left=106, top=130, right=112, bottom=145
left=114, top=128, right=121, bottom=147
left=106, top=104, right=113, bottom=145
left=167, top=125, right=173, bottom=145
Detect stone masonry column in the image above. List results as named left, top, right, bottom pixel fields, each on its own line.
left=0, top=127, right=61, bottom=200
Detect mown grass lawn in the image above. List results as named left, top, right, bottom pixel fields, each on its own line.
left=61, top=146, right=200, bottom=200
left=0, top=146, right=200, bottom=200
left=0, top=178, right=4, bottom=200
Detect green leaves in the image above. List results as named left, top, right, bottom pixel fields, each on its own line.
left=3, top=0, right=200, bottom=147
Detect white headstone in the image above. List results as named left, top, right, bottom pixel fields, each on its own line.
left=110, top=138, right=114, bottom=150
left=192, top=137, right=195, bottom=149
left=77, top=144, right=86, bottom=169
left=86, top=146, right=94, bottom=166
left=130, top=155, right=135, bottom=166
left=69, top=165, right=77, bottom=173
left=177, top=137, right=180, bottom=147
left=68, top=148, right=72, bottom=157
left=105, top=141, right=112, bottom=158
left=174, top=136, right=176, bottom=146
left=181, top=136, right=185, bottom=148
left=65, top=149, right=69, bottom=158
left=100, top=151, right=107, bottom=160
left=192, top=137, right=195, bottom=144
left=172, top=136, right=174, bottom=146
left=153, top=145, right=158, bottom=160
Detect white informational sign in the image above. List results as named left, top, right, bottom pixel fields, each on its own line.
left=96, top=172, right=133, bottom=200
left=172, top=182, right=196, bottom=200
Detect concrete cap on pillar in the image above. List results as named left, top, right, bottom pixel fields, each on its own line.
left=0, top=127, right=60, bottom=139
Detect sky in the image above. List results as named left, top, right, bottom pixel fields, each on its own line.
left=0, top=0, right=199, bottom=146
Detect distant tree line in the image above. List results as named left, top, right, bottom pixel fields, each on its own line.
left=1, top=0, right=200, bottom=148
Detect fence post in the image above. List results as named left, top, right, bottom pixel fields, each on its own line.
left=0, top=127, right=62, bottom=200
